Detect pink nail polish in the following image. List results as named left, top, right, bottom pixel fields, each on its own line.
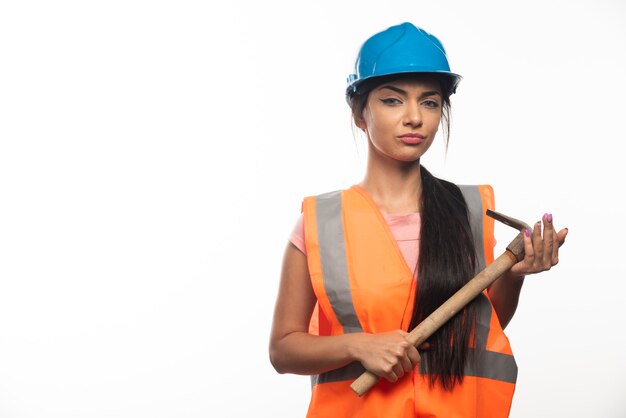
left=524, top=229, right=530, bottom=237
left=547, top=213, right=553, bottom=223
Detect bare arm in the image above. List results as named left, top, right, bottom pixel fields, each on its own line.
left=487, top=270, right=525, bottom=330
left=269, top=242, right=420, bottom=382
left=488, top=213, right=568, bottom=329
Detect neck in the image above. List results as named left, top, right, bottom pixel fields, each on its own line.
left=359, top=157, right=423, bottom=215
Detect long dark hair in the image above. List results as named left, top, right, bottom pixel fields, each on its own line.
left=411, top=167, right=477, bottom=390
left=349, top=73, right=478, bottom=390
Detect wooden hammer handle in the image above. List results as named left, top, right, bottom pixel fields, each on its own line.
left=350, top=246, right=521, bottom=396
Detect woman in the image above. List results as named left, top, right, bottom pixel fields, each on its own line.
left=269, top=22, right=567, bottom=417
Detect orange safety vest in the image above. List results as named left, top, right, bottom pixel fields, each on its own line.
left=302, top=184, right=517, bottom=418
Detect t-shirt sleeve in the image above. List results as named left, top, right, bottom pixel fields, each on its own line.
left=289, top=213, right=306, bottom=255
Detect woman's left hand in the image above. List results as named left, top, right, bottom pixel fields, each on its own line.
left=509, top=213, right=568, bottom=277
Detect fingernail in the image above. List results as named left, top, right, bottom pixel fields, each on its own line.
left=547, top=213, right=553, bottom=223
left=525, top=229, right=530, bottom=237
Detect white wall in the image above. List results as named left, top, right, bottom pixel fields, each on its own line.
left=1, top=1, right=624, bottom=417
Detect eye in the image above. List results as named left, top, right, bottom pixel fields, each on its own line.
left=422, top=100, right=440, bottom=109
left=380, top=98, right=402, bottom=105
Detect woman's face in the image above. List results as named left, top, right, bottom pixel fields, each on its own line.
left=356, top=77, right=443, bottom=164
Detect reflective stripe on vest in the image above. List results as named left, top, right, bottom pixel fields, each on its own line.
left=310, top=185, right=516, bottom=386
left=416, top=293, right=517, bottom=383
left=310, top=190, right=367, bottom=387
left=315, top=190, right=363, bottom=335
left=459, top=185, right=487, bottom=273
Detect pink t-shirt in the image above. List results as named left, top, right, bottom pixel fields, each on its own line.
left=289, top=212, right=421, bottom=272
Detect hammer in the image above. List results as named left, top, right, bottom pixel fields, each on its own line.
left=350, top=209, right=531, bottom=396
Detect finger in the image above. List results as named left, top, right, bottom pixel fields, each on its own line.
left=392, top=363, right=404, bottom=379
left=400, top=353, right=413, bottom=373
left=532, top=220, right=544, bottom=265
left=523, top=227, right=534, bottom=263
left=551, top=228, right=559, bottom=265
left=552, top=226, right=568, bottom=265
left=385, top=370, right=398, bottom=383
left=542, top=213, right=555, bottom=267
left=556, top=227, right=568, bottom=247
left=407, top=345, right=421, bottom=365
left=534, top=218, right=543, bottom=238
left=510, top=228, right=534, bottom=277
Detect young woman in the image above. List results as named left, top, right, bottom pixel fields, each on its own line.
left=269, top=22, right=567, bottom=417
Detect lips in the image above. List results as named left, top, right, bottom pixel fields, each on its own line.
left=398, top=133, right=426, bottom=145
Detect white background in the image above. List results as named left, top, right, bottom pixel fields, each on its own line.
left=1, top=0, right=625, bottom=417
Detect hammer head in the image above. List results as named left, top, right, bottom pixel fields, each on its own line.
left=486, top=209, right=531, bottom=233
left=486, top=209, right=531, bottom=262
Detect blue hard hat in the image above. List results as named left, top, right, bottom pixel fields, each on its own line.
left=346, top=22, right=462, bottom=99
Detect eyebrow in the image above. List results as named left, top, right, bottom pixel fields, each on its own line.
left=380, top=85, right=441, bottom=98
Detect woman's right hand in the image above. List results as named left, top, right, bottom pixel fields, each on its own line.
left=351, top=330, right=421, bottom=382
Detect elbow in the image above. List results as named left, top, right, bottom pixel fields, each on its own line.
left=269, top=343, right=288, bottom=374
left=270, top=356, right=287, bottom=375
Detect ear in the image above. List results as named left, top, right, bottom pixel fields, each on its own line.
left=354, top=115, right=367, bottom=131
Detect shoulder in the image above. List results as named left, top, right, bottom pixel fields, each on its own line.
left=456, top=184, right=494, bottom=196
left=456, top=184, right=495, bottom=209
left=437, top=177, right=494, bottom=197
left=306, top=189, right=345, bottom=200
left=302, top=189, right=347, bottom=209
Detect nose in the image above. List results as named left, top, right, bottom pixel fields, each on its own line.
left=403, top=101, right=422, bottom=128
